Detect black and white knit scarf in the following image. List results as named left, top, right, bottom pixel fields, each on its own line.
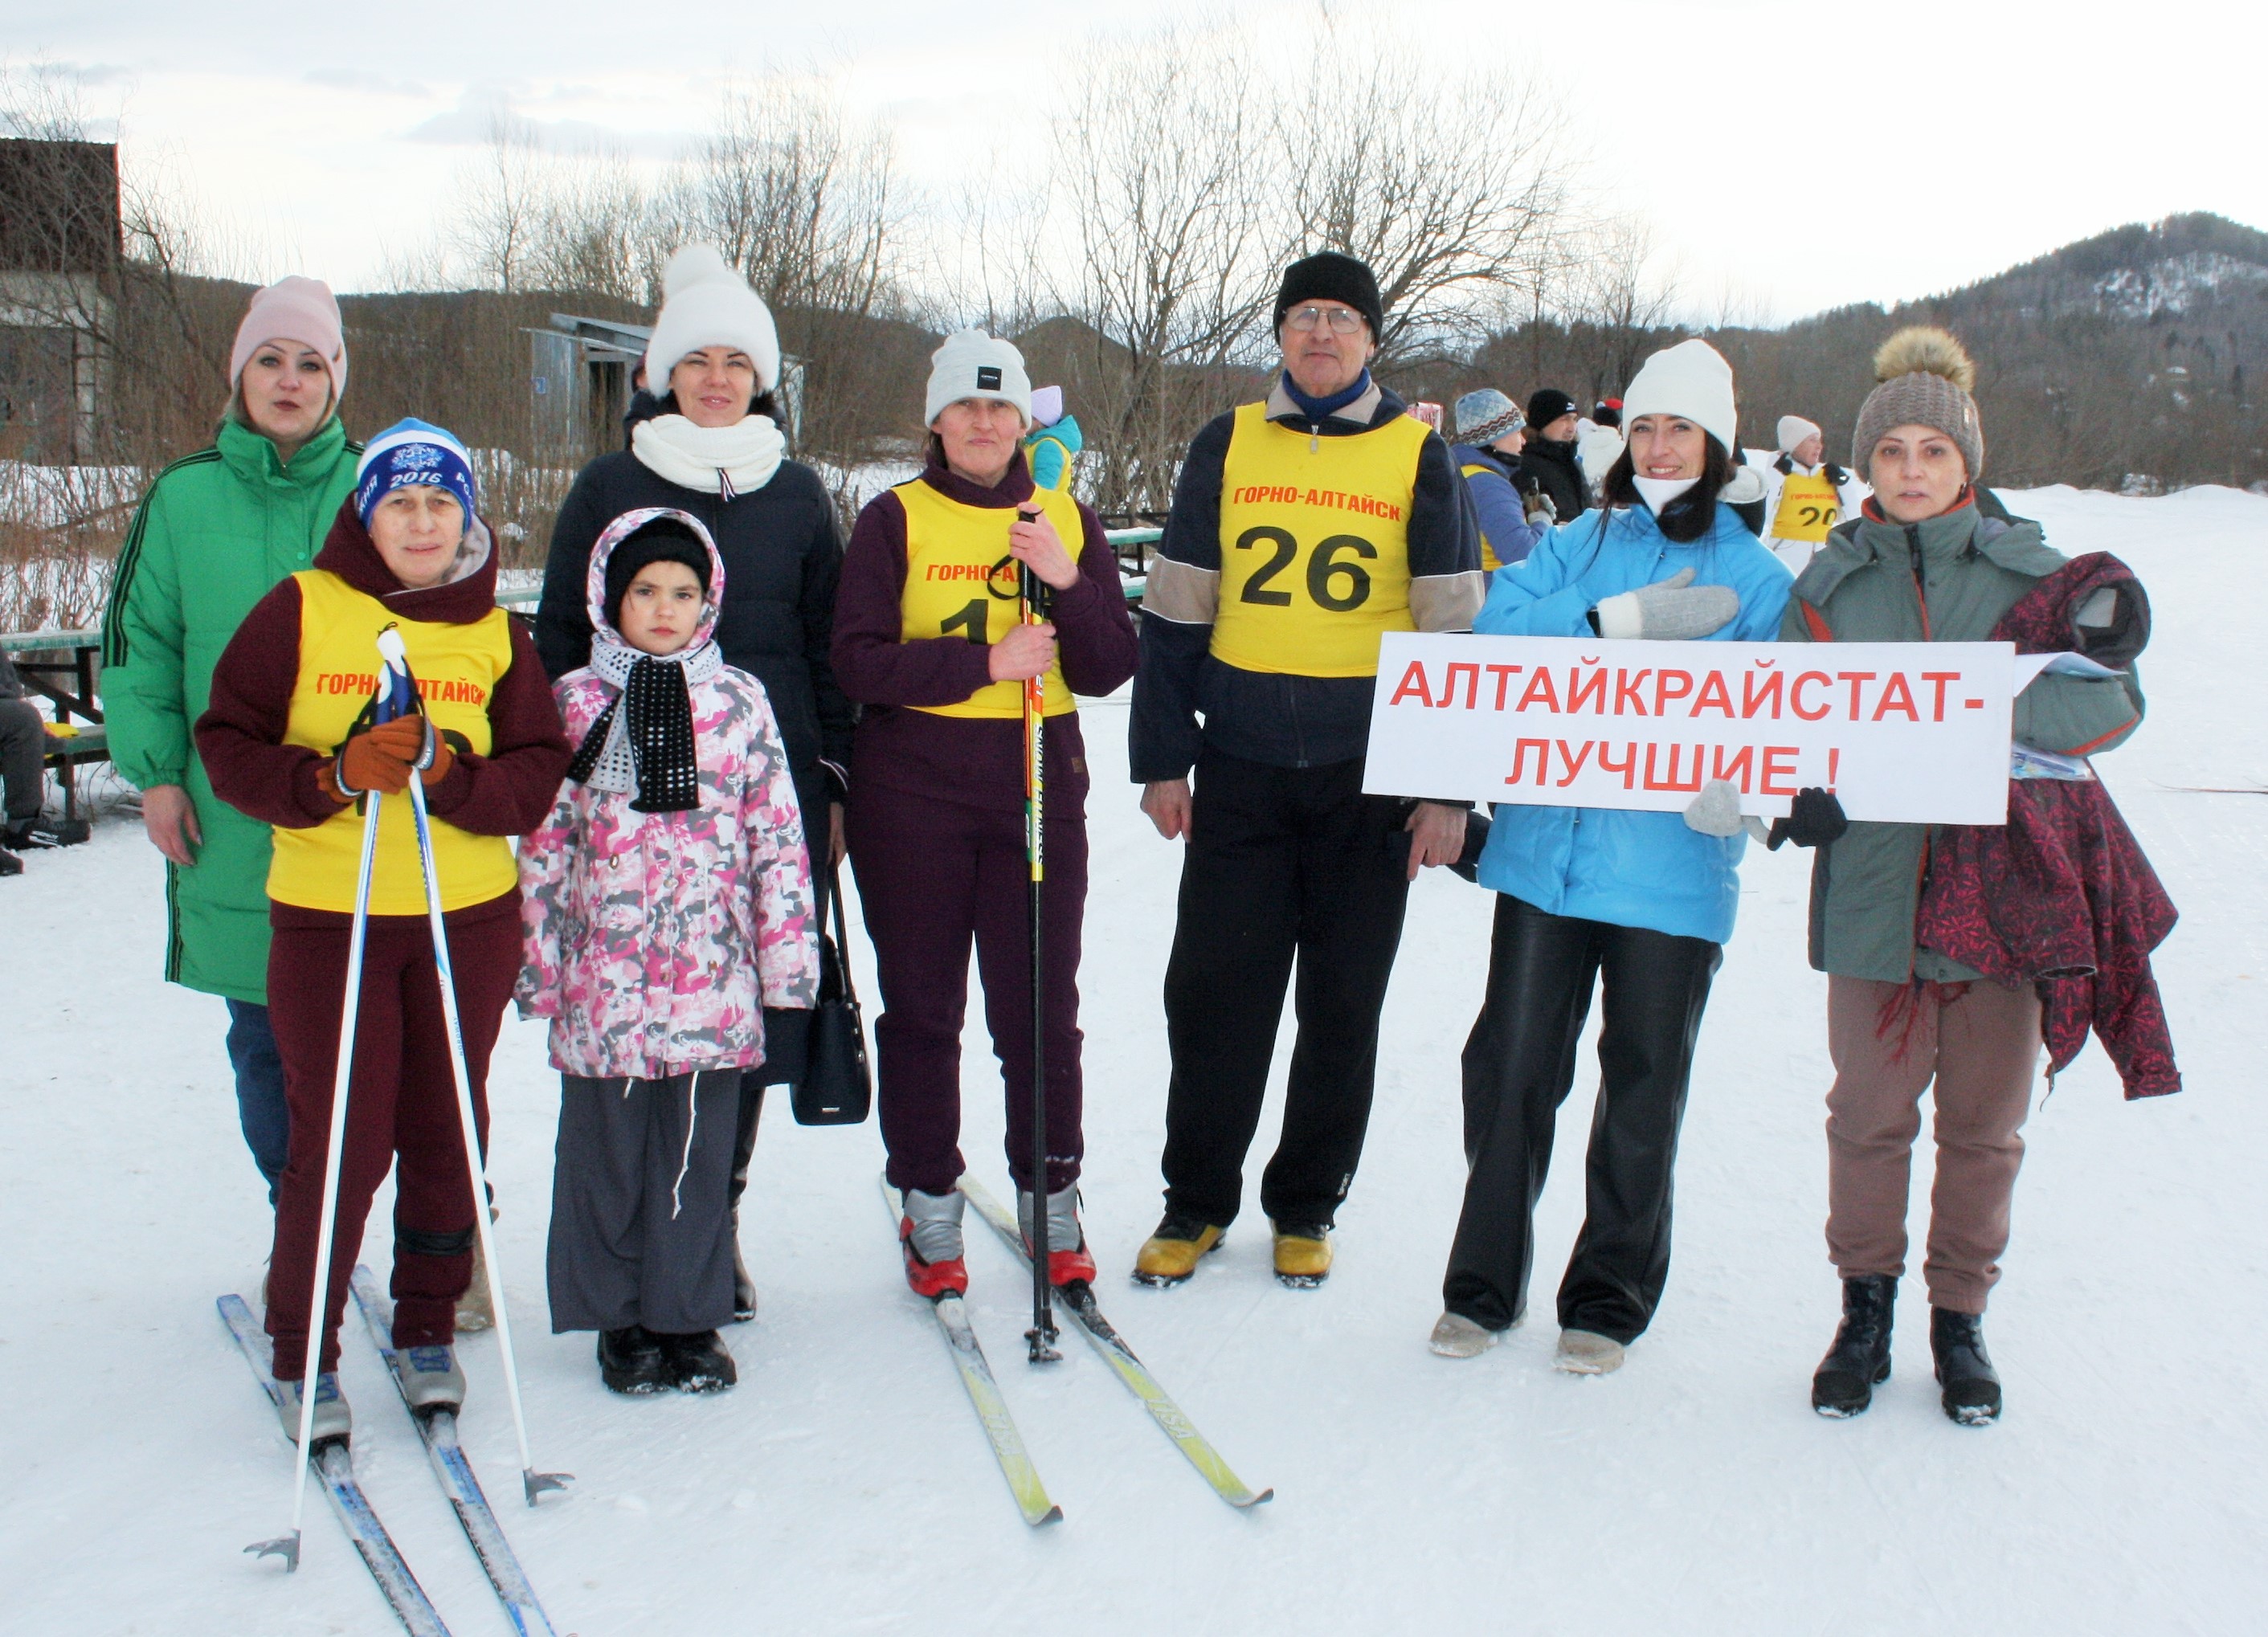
left=566, top=636, right=723, bottom=814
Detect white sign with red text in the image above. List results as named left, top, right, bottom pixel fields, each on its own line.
left=1361, top=633, right=2016, bottom=824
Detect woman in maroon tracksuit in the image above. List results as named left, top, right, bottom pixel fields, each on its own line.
left=832, top=330, right=1138, bottom=1297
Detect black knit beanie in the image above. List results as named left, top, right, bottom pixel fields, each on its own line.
left=1526, top=389, right=1578, bottom=431
left=604, top=517, right=712, bottom=630
left=1275, top=252, right=1384, bottom=340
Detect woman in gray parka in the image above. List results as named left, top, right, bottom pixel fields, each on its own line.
left=1773, top=328, right=2149, bottom=1427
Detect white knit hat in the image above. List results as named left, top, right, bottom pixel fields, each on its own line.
left=1620, top=338, right=1738, bottom=457
left=643, top=246, right=782, bottom=395
left=1777, top=414, right=1821, bottom=455
left=925, top=329, right=1032, bottom=427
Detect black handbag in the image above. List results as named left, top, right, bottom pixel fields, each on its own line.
left=792, top=863, right=872, bottom=1125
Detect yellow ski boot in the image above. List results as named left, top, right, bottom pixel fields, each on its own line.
left=1272, top=1221, right=1334, bottom=1288
left=1133, top=1214, right=1225, bottom=1287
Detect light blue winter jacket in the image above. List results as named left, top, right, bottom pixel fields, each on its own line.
left=1472, top=502, right=1792, bottom=943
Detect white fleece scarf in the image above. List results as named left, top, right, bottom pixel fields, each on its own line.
left=631, top=413, right=786, bottom=500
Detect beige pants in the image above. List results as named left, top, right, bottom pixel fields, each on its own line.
left=1825, top=975, right=2042, bottom=1314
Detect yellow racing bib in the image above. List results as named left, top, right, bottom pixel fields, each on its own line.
left=1769, top=470, right=1842, bottom=544
left=1212, top=402, right=1425, bottom=677
left=896, top=479, right=1078, bottom=720
left=269, top=570, right=520, bottom=916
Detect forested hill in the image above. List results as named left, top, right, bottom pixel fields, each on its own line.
left=1453, top=213, right=2268, bottom=494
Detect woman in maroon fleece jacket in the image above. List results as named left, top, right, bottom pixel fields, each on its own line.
left=198, top=420, right=568, bottom=1432
left=832, top=332, right=1137, bottom=1298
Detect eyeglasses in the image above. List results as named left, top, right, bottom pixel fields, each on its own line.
left=1283, top=305, right=1367, bottom=336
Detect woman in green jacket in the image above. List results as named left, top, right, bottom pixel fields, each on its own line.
left=1776, top=329, right=2148, bottom=1427
left=102, top=276, right=358, bottom=1202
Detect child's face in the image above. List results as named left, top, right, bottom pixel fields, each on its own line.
left=619, top=559, right=705, bottom=655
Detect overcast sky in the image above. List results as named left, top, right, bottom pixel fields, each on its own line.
left=12, top=0, right=2265, bottom=325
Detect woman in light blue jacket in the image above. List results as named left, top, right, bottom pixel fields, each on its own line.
left=1428, top=340, right=1791, bottom=1374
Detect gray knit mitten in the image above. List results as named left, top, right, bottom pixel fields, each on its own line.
left=1595, top=568, right=1740, bottom=641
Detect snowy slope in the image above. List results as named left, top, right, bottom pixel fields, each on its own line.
left=2, top=486, right=2263, bottom=1636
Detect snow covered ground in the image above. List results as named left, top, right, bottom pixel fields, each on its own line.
left=2, top=485, right=2263, bottom=1635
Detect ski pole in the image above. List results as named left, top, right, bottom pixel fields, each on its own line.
left=376, top=628, right=569, bottom=1507
left=255, top=723, right=384, bottom=1572
left=1015, top=512, right=1059, bottom=1366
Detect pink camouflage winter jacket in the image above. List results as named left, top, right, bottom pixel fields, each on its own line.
left=515, top=507, right=821, bottom=1079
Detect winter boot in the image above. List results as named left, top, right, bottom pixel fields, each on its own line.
left=4, top=815, right=88, bottom=850
left=1134, top=1214, right=1225, bottom=1287
left=1555, top=1329, right=1626, bottom=1375
left=1931, top=1307, right=2002, bottom=1426
left=1017, top=1186, right=1098, bottom=1286
left=1428, top=1312, right=1502, bottom=1359
left=597, top=1325, right=670, bottom=1395
left=899, top=1188, right=968, bottom=1299
left=661, top=1329, right=738, bottom=1393
left=393, top=1344, right=467, bottom=1414
left=1812, top=1275, right=1897, bottom=1418
left=0, top=847, right=21, bottom=877
left=456, top=1209, right=499, bottom=1333
left=1271, top=1221, right=1334, bottom=1288
left=276, top=1372, right=352, bottom=1443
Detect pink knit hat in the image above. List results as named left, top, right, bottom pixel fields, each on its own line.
left=228, top=276, right=348, bottom=402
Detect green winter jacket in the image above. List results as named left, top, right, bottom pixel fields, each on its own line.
left=101, top=415, right=361, bottom=1002
left=1782, top=502, right=2146, bottom=984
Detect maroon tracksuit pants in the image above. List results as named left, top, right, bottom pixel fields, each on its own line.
left=848, top=787, right=1087, bottom=1198
left=264, top=896, right=518, bottom=1378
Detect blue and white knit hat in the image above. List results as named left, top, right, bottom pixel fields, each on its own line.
left=354, top=418, right=478, bottom=527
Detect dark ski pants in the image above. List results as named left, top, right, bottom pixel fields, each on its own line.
left=1158, top=748, right=1412, bottom=1230
left=264, top=903, right=517, bottom=1378
left=848, top=786, right=1086, bottom=1198
left=1442, top=894, right=1721, bottom=1345
left=0, top=696, right=43, bottom=823
left=225, top=998, right=290, bottom=1203
left=549, top=1070, right=740, bottom=1335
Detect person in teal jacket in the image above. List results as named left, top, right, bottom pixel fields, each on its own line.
left=101, top=276, right=358, bottom=1202
left=1428, top=339, right=1791, bottom=1375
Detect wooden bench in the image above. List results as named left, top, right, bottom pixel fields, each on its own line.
left=2, top=629, right=104, bottom=827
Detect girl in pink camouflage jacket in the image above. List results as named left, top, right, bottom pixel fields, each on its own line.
left=516, top=507, right=819, bottom=1394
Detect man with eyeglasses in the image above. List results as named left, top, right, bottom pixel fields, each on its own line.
left=1130, top=250, right=1485, bottom=1290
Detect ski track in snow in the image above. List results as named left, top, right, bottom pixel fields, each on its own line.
left=2, top=485, right=2263, bottom=1635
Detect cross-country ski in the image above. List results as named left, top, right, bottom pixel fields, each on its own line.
left=881, top=1176, right=1063, bottom=1527
left=218, top=1294, right=452, bottom=1637
left=959, top=1175, right=1272, bottom=1510
left=349, top=1267, right=562, bottom=1637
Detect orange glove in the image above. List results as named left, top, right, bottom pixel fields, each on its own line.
left=336, top=716, right=426, bottom=796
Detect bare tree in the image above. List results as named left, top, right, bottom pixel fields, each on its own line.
left=1052, top=27, right=1280, bottom=515
left=449, top=117, right=546, bottom=294
left=1288, top=23, right=1569, bottom=365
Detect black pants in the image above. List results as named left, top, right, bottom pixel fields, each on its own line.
left=730, top=772, right=836, bottom=1208
left=1158, top=747, right=1412, bottom=1228
left=1442, top=894, right=1721, bottom=1345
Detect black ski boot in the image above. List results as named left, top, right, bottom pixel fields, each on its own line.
left=1812, top=1274, right=1897, bottom=1417
left=1931, top=1307, right=2001, bottom=1425
left=661, top=1329, right=738, bottom=1393
left=598, top=1325, right=670, bottom=1394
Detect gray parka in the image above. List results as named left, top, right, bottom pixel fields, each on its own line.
left=1781, top=502, right=2146, bottom=983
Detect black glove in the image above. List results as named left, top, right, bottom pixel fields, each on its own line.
left=1767, top=787, right=1849, bottom=851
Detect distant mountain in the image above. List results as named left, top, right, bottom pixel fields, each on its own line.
left=1434, top=213, right=2268, bottom=493
left=1975, top=213, right=2268, bottom=322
